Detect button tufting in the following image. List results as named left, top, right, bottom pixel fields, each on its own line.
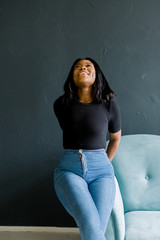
left=145, top=176, right=149, bottom=180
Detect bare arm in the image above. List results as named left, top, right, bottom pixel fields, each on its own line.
left=106, top=130, right=121, bottom=162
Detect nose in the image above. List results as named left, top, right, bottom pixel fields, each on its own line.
left=81, top=65, right=86, bottom=70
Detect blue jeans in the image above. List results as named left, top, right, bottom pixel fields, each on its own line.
left=54, top=148, right=116, bottom=240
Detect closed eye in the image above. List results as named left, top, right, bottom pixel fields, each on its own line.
left=75, top=64, right=92, bottom=68
left=86, top=64, right=92, bottom=67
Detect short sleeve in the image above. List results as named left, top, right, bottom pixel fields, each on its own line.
left=108, top=100, right=121, bottom=133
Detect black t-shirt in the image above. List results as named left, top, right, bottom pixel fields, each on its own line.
left=53, top=96, right=121, bottom=149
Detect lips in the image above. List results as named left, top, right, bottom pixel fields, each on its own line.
left=78, top=71, right=88, bottom=76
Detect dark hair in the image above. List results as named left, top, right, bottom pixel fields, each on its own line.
left=63, top=57, right=114, bottom=104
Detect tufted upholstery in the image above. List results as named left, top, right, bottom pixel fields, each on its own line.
left=105, top=134, right=160, bottom=240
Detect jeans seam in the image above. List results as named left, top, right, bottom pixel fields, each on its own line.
left=110, top=180, right=116, bottom=211
left=55, top=180, right=84, bottom=240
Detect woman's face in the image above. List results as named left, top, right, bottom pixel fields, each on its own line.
left=73, top=59, right=96, bottom=88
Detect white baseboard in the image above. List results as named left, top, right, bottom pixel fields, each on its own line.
left=0, top=226, right=80, bottom=240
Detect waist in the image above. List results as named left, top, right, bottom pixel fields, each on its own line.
left=63, top=148, right=106, bottom=154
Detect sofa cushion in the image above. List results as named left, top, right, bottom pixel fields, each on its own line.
left=125, top=211, right=160, bottom=240
left=112, top=135, right=160, bottom=212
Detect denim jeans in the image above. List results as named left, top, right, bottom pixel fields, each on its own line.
left=54, top=148, right=116, bottom=240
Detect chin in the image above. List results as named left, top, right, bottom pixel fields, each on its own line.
left=77, top=82, right=94, bottom=88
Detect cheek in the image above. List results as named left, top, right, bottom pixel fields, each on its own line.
left=73, top=70, right=78, bottom=77
left=73, top=71, right=77, bottom=80
left=92, top=70, right=96, bottom=80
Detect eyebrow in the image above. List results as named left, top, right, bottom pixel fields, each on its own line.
left=75, top=62, right=93, bottom=65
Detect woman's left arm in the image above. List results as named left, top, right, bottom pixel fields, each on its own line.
left=106, top=130, right=121, bottom=162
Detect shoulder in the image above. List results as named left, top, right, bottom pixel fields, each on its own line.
left=103, top=99, right=120, bottom=111
left=53, top=95, right=65, bottom=113
left=109, top=99, right=120, bottom=112
left=104, top=98, right=121, bottom=120
left=54, top=95, right=64, bottom=107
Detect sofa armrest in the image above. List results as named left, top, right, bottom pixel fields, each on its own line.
left=112, top=177, right=125, bottom=240
left=105, top=177, right=125, bottom=240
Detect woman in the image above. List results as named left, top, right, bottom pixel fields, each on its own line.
left=53, top=57, right=121, bottom=240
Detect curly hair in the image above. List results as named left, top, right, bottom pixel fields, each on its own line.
left=62, top=57, right=114, bottom=104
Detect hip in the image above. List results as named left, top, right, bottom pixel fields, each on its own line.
left=54, top=148, right=115, bottom=181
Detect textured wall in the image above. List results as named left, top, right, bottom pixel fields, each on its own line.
left=0, top=0, right=160, bottom=226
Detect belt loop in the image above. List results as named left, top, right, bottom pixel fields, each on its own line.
left=79, top=149, right=83, bottom=154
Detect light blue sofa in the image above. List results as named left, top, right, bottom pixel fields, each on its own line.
left=105, top=134, right=160, bottom=240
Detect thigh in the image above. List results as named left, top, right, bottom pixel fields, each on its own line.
left=88, top=176, right=116, bottom=233
left=54, top=170, right=102, bottom=233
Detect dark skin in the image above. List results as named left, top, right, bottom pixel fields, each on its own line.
left=73, top=59, right=121, bottom=162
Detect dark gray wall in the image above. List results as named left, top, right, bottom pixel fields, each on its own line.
left=0, top=0, right=160, bottom=226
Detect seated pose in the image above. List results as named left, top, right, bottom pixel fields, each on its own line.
left=53, top=57, right=121, bottom=240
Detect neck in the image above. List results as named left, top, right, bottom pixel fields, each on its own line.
left=78, top=87, right=93, bottom=103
